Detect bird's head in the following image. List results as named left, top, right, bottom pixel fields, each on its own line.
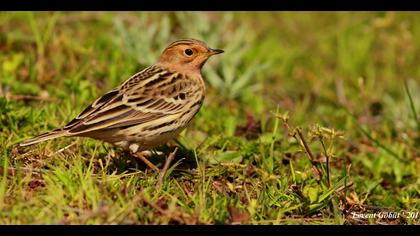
left=157, top=39, right=224, bottom=74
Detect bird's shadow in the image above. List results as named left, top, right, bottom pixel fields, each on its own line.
left=101, top=144, right=198, bottom=176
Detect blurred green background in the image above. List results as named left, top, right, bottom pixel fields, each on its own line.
left=0, top=12, right=418, bottom=224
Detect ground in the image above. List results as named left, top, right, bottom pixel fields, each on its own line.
left=0, top=12, right=419, bottom=224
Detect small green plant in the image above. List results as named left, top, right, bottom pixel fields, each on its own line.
left=275, top=111, right=349, bottom=221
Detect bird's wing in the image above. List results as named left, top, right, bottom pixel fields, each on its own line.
left=64, top=65, right=202, bottom=135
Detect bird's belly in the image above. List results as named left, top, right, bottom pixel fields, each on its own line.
left=110, top=128, right=184, bottom=152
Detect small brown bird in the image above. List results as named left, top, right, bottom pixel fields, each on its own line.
left=20, top=39, right=223, bottom=170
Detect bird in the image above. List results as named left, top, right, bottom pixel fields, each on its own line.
left=19, top=38, right=224, bottom=170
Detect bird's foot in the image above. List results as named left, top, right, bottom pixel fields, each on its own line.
left=132, top=151, right=160, bottom=171
left=129, top=143, right=159, bottom=171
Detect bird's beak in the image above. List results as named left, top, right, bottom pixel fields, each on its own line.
left=208, top=48, right=224, bottom=55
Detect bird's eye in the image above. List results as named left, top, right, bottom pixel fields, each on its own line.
left=184, top=48, right=193, bottom=56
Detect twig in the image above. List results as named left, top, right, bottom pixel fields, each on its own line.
left=296, top=128, right=316, bottom=162
left=295, top=128, right=323, bottom=181
left=319, top=138, right=330, bottom=187
left=156, top=147, right=178, bottom=191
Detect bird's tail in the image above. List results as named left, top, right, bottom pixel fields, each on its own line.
left=19, top=129, right=68, bottom=147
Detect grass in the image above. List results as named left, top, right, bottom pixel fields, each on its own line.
left=0, top=11, right=419, bottom=225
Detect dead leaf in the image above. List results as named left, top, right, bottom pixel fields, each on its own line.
left=156, top=196, right=168, bottom=210
left=228, top=205, right=250, bottom=225
left=235, top=113, right=262, bottom=140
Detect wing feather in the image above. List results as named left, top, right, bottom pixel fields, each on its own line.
left=64, top=65, right=200, bottom=136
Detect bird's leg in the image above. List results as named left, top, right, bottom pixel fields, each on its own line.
left=165, top=139, right=178, bottom=148
left=129, top=144, right=159, bottom=171
left=167, top=138, right=188, bottom=151
left=134, top=152, right=160, bottom=171
left=156, top=147, right=178, bottom=190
